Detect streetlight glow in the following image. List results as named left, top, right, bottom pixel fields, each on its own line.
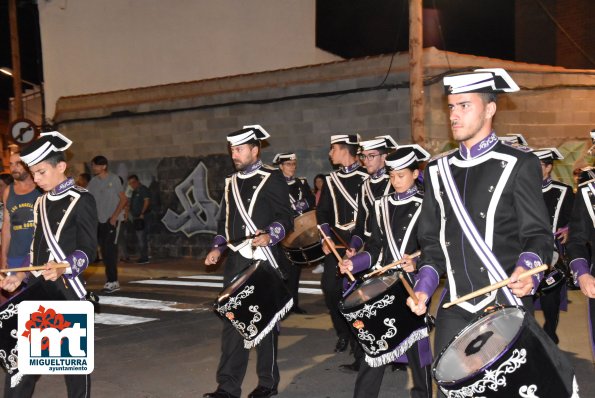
left=0, top=67, right=13, bottom=77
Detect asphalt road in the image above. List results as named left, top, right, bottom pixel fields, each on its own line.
left=20, top=259, right=595, bottom=397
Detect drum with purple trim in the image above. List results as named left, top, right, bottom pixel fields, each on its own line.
left=433, top=306, right=577, bottom=398
left=339, top=271, right=428, bottom=367
left=214, top=260, right=292, bottom=348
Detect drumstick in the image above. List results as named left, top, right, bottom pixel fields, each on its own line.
left=213, top=230, right=270, bottom=247
left=331, top=227, right=350, bottom=250
left=317, top=225, right=355, bottom=282
left=442, top=264, right=549, bottom=309
left=363, top=251, right=422, bottom=279
left=0, top=263, right=71, bottom=273
left=399, top=272, right=418, bottom=306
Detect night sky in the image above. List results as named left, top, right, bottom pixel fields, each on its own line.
left=0, top=0, right=524, bottom=113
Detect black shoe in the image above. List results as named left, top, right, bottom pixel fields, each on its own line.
left=292, top=306, right=307, bottom=314
left=391, top=363, right=407, bottom=372
left=247, top=386, right=278, bottom=398
left=334, top=337, right=349, bottom=352
left=203, top=389, right=239, bottom=398
left=339, top=361, right=360, bottom=373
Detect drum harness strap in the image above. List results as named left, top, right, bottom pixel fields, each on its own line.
left=378, top=195, right=421, bottom=266
left=437, top=156, right=521, bottom=306
left=328, top=172, right=358, bottom=230
left=38, top=193, right=87, bottom=300
left=230, top=174, right=281, bottom=272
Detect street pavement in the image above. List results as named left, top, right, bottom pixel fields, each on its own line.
left=25, top=258, right=595, bottom=397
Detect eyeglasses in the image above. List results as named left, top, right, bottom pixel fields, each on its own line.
left=359, top=153, right=382, bottom=161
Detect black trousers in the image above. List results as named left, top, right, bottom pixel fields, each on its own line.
left=353, top=341, right=432, bottom=398
left=4, top=374, right=90, bottom=398
left=538, top=282, right=564, bottom=344
left=215, top=254, right=280, bottom=397
left=321, top=253, right=351, bottom=340
left=278, top=251, right=301, bottom=308
left=97, top=222, right=119, bottom=282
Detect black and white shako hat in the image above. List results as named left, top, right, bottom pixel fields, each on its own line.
left=499, top=133, right=529, bottom=146
left=444, top=68, right=520, bottom=94
left=227, top=125, right=270, bottom=146
left=20, top=131, right=72, bottom=167
left=330, top=134, right=360, bottom=145
left=590, top=129, right=595, bottom=144
left=385, top=144, right=430, bottom=171
left=532, top=148, right=564, bottom=162
left=272, top=152, right=297, bottom=165
left=359, top=135, right=398, bottom=151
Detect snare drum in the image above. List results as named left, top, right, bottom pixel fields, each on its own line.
left=433, top=306, right=577, bottom=398
left=214, top=260, right=293, bottom=348
left=281, top=211, right=325, bottom=265
left=339, top=271, right=428, bottom=367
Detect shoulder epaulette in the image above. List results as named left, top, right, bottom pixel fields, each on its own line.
left=429, top=148, right=457, bottom=163
left=578, top=178, right=595, bottom=188
left=73, top=185, right=88, bottom=193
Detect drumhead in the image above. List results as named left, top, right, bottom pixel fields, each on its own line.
left=218, top=261, right=260, bottom=301
left=433, top=306, right=525, bottom=384
left=342, top=272, right=399, bottom=309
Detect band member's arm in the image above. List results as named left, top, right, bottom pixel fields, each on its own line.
left=567, top=185, right=595, bottom=297
left=555, top=187, right=574, bottom=244
left=315, top=177, right=335, bottom=254
left=1, top=188, right=11, bottom=268
left=206, top=195, right=228, bottom=266
left=293, top=178, right=315, bottom=213
left=110, top=177, right=128, bottom=226
left=253, top=170, right=293, bottom=247
left=414, top=165, right=444, bottom=302
left=340, top=210, right=382, bottom=274
left=349, top=184, right=367, bottom=253
left=512, top=155, right=554, bottom=294
left=57, top=193, right=98, bottom=281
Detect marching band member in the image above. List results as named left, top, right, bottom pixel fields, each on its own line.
left=316, top=134, right=368, bottom=354
left=532, top=147, right=574, bottom=344
left=406, top=69, right=577, bottom=397
left=567, top=130, right=595, bottom=361
left=203, top=126, right=293, bottom=398
left=1, top=131, right=97, bottom=398
left=273, top=152, right=315, bottom=314
left=341, top=145, right=433, bottom=398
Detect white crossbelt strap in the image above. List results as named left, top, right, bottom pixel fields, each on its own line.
left=39, top=194, right=87, bottom=299
left=437, top=157, right=521, bottom=306
left=230, top=175, right=280, bottom=270
left=329, top=172, right=358, bottom=210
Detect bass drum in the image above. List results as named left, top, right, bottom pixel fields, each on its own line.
left=433, top=306, right=578, bottom=398
left=281, top=211, right=325, bottom=265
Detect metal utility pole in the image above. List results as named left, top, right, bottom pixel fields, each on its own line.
left=409, top=0, right=425, bottom=145
left=8, top=0, right=24, bottom=120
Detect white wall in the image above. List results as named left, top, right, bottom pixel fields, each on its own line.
left=38, top=0, right=341, bottom=120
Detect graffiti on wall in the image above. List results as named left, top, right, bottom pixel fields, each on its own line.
left=161, top=161, right=220, bottom=236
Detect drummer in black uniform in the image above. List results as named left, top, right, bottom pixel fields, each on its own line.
left=203, top=125, right=293, bottom=398
left=407, top=69, right=559, bottom=397
left=272, top=152, right=315, bottom=314
left=341, top=145, right=433, bottom=398
left=532, top=147, right=574, bottom=344
left=567, top=129, right=595, bottom=361
left=1, top=131, right=97, bottom=398
left=316, top=134, right=368, bottom=354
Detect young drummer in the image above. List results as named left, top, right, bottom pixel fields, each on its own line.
left=340, top=145, right=432, bottom=398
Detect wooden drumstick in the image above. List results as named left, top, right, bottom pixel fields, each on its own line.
left=317, top=225, right=355, bottom=282
left=363, top=251, right=422, bottom=279
left=442, top=264, right=549, bottom=309
left=331, top=227, right=351, bottom=250
left=0, top=263, right=71, bottom=273
left=399, top=272, right=418, bottom=306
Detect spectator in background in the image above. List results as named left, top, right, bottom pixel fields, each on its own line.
left=87, top=155, right=128, bottom=293
left=1, top=153, right=42, bottom=270
left=0, top=174, right=14, bottom=245
left=313, top=173, right=325, bottom=206
left=128, top=174, right=151, bottom=264
left=76, top=172, right=91, bottom=188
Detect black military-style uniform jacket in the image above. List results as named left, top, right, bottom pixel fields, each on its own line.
left=350, top=168, right=393, bottom=251
left=286, top=177, right=315, bottom=216
left=350, top=187, right=423, bottom=274
left=542, top=177, right=574, bottom=248
left=29, top=178, right=98, bottom=300
left=416, top=133, right=553, bottom=313
left=568, top=179, right=595, bottom=283
left=316, top=162, right=368, bottom=244
left=213, top=161, right=293, bottom=262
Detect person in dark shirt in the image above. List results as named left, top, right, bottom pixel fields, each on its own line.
left=127, top=174, right=151, bottom=264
